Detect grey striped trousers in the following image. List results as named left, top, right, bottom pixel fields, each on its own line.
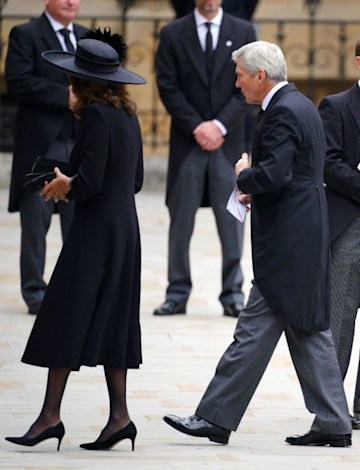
left=196, top=284, right=352, bottom=433
left=330, top=214, right=360, bottom=414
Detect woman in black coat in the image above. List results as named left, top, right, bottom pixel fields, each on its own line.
left=5, top=30, right=146, bottom=452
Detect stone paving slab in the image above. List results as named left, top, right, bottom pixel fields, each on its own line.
left=0, top=188, right=359, bottom=469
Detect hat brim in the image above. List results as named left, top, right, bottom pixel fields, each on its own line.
left=42, top=50, right=146, bottom=85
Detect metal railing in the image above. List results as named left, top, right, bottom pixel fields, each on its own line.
left=1, top=12, right=360, bottom=152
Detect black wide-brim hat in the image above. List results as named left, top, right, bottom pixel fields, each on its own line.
left=42, top=38, right=146, bottom=85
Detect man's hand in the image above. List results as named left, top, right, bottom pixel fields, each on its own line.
left=193, top=121, right=224, bottom=151
left=239, top=192, right=251, bottom=212
left=235, top=152, right=250, bottom=176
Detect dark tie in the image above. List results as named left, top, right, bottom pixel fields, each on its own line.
left=59, top=28, right=75, bottom=52
left=205, top=22, right=213, bottom=76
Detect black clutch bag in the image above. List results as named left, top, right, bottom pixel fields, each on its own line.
left=23, top=157, right=70, bottom=192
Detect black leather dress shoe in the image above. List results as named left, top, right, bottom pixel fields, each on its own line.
left=223, top=302, right=243, bottom=318
left=153, top=300, right=186, bottom=316
left=163, top=414, right=230, bottom=444
left=351, top=414, right=360, bottom=430
left=285, top=430, right=352, bottom=447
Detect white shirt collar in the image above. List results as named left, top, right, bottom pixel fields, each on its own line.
left=358, top=79, right=360, bottom=88
left=194, top=7, right=223, bottom=27
left=45, top=10, right=74, bottom=32
left=262, top=81, right=289, bottom=111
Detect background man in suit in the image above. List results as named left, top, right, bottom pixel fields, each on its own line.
left=163, top=41, right=352, bottom=447
left=318, top=39, right=360, bottom=430
left=5, top=0, right=87, bottom=315
left=170, top=0, right=259, bottom=20
left=154, top=0, right=256, bottom=318
left=170, top=0, right=260, bottom=164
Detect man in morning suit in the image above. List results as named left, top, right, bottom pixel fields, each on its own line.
left=163, top=41, right=352, bottom=447
left=318, top=39, right=360, bottom=430
left=154, top=0, right=256, bottom=317
left=5, top=0, right=87, bottom=315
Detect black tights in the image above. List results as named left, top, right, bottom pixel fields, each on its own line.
left=98, top=367, right=130, bottom=441
left=24, top=366, right=129, bottom=440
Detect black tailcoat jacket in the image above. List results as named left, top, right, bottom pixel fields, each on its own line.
left=237, top=84, right=330, bottom=332
left=5, top=13, right=87, bottom=212
left=319, top=84, right=360, bottom=242
left=156, top=12, right=256, bottom=204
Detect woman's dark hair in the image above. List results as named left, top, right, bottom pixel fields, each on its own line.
left=70, top=76, right=137, bottom=117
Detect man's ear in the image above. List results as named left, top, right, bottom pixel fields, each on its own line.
left=257, top=69, right=267, bottom=83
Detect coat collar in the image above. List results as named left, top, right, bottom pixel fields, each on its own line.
left=265, top=83, right=298, bottom=113
left=255, top=83, right=297, bottom=126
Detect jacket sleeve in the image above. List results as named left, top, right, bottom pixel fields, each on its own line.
left=319, top=97, right=360, bottom=199
left=5, top=25, right=69, bottom=109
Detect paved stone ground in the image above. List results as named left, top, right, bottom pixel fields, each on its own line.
left=0, top=188, right=359, bottom=469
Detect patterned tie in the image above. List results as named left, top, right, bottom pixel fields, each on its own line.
left=59, top=28, right=75, bottom=52
left=204, top=22, right=213, bottom=76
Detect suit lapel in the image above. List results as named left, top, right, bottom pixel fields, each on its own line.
left=181, top=15, right=209, bottom=87
left=39, top=13, right=63, bottom=50
left=211, top=15, right=236, bottom=82
left=347, top=84, right=360, bottom=133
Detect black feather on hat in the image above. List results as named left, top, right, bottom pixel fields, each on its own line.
left=81, top=27, right=127, bottom=63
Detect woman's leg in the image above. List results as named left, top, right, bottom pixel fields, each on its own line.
left=95, top=367, right=130, bottom=441
left=24, top=367, right=71, bottom=438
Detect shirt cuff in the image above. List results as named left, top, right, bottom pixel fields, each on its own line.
left=212, top=119, right=227, bottom=136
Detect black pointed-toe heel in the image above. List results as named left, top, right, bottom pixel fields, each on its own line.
left=5, top=422, right=65, bottom=451
left=80, top=421, right=137, bottom=451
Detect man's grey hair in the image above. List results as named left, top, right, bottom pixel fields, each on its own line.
left=232, top=41, right=287, bottom=83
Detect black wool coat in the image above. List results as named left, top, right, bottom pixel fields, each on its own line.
left=22, top=103, right=143, bottom=369
left=5, top=13, right=88, bottom=212
left=237, top=84, right=330, bottom=332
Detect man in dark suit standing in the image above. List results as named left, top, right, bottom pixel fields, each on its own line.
left=318, top=39, right=360, bottom=430
left=5, top=0, right=87, bottom=315
left=163, top=41, right=352, bottom=447
left=170, top=0, right=259, bottom=20
left=154, top=0, right=256, bottom=318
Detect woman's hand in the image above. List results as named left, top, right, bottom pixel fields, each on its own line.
left=40, top=167, right=71, bottom=203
